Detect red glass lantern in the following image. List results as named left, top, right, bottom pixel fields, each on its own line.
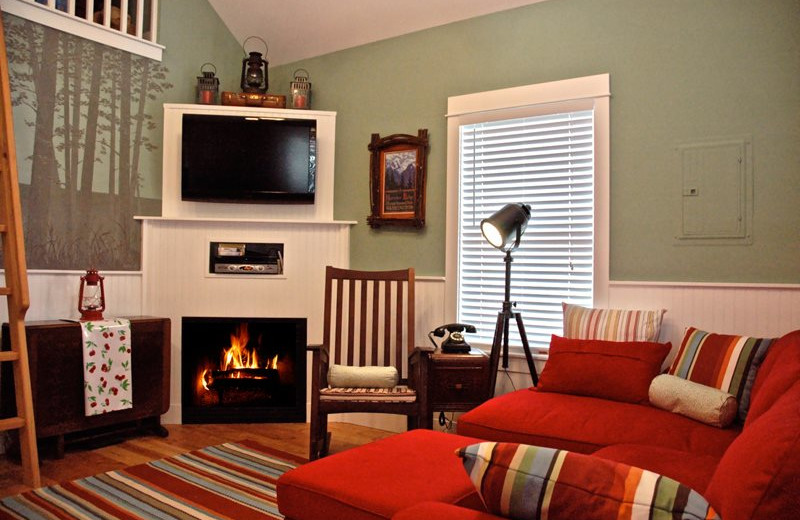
left=79, top=268, right=106, bottom=321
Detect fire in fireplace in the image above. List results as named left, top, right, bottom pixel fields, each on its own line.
left=182, top=317, right=306, bottom=423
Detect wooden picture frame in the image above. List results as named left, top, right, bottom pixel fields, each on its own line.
left=367, top=129, right=429, bottom=228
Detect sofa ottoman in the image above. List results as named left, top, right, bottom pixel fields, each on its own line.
left=277, top=429, right=486, bottom=520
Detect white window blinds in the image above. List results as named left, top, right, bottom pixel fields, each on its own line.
left=457, top=109, right=595, bottom=351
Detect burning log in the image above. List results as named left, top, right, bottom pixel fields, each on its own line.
left=208, top=368, right=279, bottom=390
left=194, top=323, right=285, bottom=406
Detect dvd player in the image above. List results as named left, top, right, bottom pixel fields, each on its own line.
left=209, top=242, right=283, bottom=275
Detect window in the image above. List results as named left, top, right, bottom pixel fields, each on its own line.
left=445, top=74, right=610, bottom=356
left=1, top=0, right=163, bottom=61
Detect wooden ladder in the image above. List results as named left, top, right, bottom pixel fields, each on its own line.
left=0, top=9, right=40, bottom=488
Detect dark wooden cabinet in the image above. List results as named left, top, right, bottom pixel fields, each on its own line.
left=428, top=347, right=490, bottom=414
left=1, top=316, right=170, bottom=456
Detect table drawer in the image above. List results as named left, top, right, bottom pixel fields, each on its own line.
left=431, top=365, right=488, bottom=405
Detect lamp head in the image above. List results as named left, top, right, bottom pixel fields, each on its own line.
left=480, top=203, right=531, bottom=252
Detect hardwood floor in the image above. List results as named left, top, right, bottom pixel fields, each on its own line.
left=0, top=422, right=395, bottom=498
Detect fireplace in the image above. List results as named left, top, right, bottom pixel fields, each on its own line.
left=181, top=317, right=306, bottom=423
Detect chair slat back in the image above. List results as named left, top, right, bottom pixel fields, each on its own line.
left=323, top=266, right=415, bottom=380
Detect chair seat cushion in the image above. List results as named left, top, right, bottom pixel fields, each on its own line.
left=320, top=385, right=417, bottom=402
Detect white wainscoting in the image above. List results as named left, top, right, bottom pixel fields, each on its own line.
left=608, top=281, right=800, bottom=362
left=0, top=270, right=144, bottom=324
left=6, top=265, right=798, bottom=434
left=441, top=279, right=800, bottom=401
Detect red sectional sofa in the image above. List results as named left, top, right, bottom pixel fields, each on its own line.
left=277, top=329, right=800, bottom=519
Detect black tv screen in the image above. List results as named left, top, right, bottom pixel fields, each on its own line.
left=181, top=114, right=316, bottom=204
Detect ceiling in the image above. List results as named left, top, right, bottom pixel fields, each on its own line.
left=208, top=0, right=548, bottom=66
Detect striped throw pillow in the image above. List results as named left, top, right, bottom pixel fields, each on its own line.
left=668, top=327, right=774, bottom=421
left=457, top=442, right=720, bottom=520
left=562, top=303, right=666, bottom=342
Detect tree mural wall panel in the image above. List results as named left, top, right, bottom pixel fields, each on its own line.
left=3, top=15, right=168, bottom=270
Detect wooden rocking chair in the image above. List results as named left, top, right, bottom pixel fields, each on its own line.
left=308, top=266, right=432, bottom=460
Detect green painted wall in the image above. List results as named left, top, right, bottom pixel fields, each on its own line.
left=269, top=0, right=800, bottom=283
left=159, top=1, right=243, bottom=104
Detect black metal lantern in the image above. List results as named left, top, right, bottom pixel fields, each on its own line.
left=240, top=36, right=268, bottom=94
left=196, top=62, right=219, bottom=104
left=290, top=69, right=311, bottom=109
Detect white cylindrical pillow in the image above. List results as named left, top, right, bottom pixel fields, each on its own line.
left=649, top=374, right=738, bottom=428
left=328, top=364, right=399, bottom=389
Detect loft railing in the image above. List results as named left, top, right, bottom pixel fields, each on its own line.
left=0, top=0, right=163, bottom=61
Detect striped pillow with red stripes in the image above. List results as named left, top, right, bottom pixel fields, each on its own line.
left=457, top=442, right=720, bottom=520
left=668, top=327, right=774, bottom=421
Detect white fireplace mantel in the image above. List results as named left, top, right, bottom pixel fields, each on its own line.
left=143, top=105, right=350, bottom=423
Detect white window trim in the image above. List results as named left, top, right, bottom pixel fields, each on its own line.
left=444, top=74, right=611, bottom=346
left=1, top=0, right=163, bottom=61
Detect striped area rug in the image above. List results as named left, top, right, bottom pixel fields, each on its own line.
left=0, top=440, right=304, bottom=519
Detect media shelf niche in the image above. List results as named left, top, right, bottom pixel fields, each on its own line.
left=208, top=241, right=284, bottom=277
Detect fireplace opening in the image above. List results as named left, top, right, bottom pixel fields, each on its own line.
left=181, top=317, right=306, bottom=423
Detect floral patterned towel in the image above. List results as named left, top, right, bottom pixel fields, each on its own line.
left=81, top=318, right=132, bottom=416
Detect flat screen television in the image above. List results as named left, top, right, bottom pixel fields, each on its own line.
left=181, top=114, right=316, bottom=204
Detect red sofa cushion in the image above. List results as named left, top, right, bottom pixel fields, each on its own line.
left=745, top=329, right=800, bottom=426
left=592, top=444, right=719, bottom=493
left=704, top=380, right=800, bottom=520
left=538, top=335, right=670, bottom=404
left=392, top=502, right=500, bottom=520
left=277, top=430, right=485, bottom=520
left=457, top=388, right=739, bottom=456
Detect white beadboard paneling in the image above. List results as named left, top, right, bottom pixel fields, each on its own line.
left=14, top=261, right=800, bottom=432
left=609, top=281, right=800, bottom=360
left=0, top=270, right=143, bottom=323
left=420, top=278, right=800, bottom=397
left=414, top=276, right=447, bottom=347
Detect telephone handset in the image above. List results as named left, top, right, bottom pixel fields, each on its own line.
left=429, top=323, right=477, bottom=354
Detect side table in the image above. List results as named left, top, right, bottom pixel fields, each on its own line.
left=427, top=347, right=490, bottom=418
left=1, top=316, right=170, bottom=458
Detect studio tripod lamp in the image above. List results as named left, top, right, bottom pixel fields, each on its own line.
left=480, top=202, right=539, bottom=396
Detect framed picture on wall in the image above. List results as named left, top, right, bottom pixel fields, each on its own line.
left=367, top=129, right=429, bottom=228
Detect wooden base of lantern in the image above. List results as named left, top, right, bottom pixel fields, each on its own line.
left=221, top=91, right=286, bottom=108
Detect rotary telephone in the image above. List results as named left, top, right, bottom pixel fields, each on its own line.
left=429, top=323, right=477, bottom=354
